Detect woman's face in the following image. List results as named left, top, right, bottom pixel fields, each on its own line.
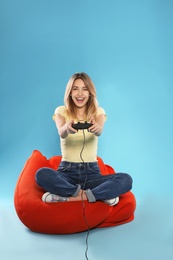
left=71, top=78, right=90, bottom=109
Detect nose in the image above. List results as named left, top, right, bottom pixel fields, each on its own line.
left=78, top=88, right=83, bottom=95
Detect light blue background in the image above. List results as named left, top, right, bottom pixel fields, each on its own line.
left=1, top=1, right=173, bottom=259
left=1, top=0, right=173, bottom=200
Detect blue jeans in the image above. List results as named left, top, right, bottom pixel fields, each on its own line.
left=35, top=161, right=132, bottom=202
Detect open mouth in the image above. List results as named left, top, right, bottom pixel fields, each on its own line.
left=76, top=98, right=85, bottom=103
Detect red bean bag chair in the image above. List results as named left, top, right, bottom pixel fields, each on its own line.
left=14, top=150, right=136, bottom=234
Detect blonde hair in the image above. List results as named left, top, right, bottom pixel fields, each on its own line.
left=64, top=72, right=99, bottom=121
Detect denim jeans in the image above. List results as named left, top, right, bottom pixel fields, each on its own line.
left=35, top=161, right=132, bottom=202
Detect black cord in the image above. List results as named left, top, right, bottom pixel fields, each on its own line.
left=80, top=129, right=85, bottom=164
left=80, top=129, right=90, bottom=260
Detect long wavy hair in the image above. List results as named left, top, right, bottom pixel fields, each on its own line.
left=64, top=72, right=99, bottom=121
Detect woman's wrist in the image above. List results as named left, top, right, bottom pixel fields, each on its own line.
left=94, top=125, right=103, bottom=136
left=65, top=123, right=70, bottom=135
left=59, top=123, right=69, bottom=139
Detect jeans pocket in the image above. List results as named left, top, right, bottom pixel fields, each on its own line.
left=87, top=165, right=100, bottom=174
left=57, top=165, right=71, bottom=172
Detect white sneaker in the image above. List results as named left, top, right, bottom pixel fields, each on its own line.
left=42, top=192, right=68, bottom=203
left=104, top=197, right=119, bottom=206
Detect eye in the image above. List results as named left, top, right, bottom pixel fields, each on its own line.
left=72, top=86, right=78, bottom=90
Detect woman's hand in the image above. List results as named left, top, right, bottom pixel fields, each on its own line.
left=88, top=116, right=104, bottom=136
left=65, top=121, right=78, bottom=135
left=54, top=113, right=77, bottom=139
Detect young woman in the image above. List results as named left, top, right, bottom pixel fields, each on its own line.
left=35, top=72, right=132, bottom=206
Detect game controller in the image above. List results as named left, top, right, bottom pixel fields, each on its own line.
left=72, top=121, right=93, bottom=130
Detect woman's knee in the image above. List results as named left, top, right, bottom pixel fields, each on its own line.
left=115, top=172, right=133, bottom=190
left=122, top=173, right=133, bottom=190
left=35, top=167, right=50, bottom=185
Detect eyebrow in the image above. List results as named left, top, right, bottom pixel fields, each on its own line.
left=72, top=85, right=87, bottom=88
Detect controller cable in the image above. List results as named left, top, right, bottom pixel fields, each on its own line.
left=80, top=129, right=91, bottom=260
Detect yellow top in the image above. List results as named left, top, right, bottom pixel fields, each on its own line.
left=53, top=106, right=106, bottom=162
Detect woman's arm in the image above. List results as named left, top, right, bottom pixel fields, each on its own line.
left=54, top=113, right=77, bottom=139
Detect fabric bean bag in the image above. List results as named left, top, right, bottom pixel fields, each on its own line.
left=14, top=150, right=136, bottom=234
